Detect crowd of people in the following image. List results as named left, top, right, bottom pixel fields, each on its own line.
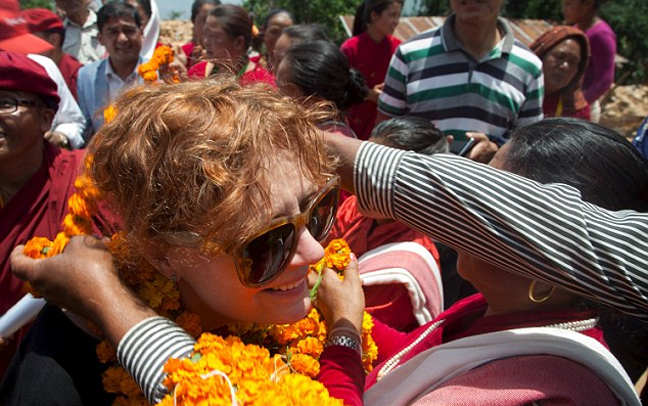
left=1, top=0, right=647, bottom=405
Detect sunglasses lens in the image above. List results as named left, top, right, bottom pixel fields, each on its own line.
left=242, top=223, right=295, bottom=286
left=308, top=186, right=339, bottom=241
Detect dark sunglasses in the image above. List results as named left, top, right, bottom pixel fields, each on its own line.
left=233, top=175, right=340, bottom=287
left=162, top=175, right=340, bottom=288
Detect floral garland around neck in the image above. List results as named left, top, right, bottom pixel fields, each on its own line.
left=23, top=139, right=376, bottom=405
left=137, top=45, right=180, bottom=84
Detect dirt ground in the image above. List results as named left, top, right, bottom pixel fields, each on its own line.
left=160, top=20, right=648, bottom=138
left=600, top=84, right=648, bottom=138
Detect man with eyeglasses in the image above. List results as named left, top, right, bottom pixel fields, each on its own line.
left=0, top=51, right=116, bottom=380
left=0, top=0, right=87, bottom=149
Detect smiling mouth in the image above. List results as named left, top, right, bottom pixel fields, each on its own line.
left=269, top=279, right=305, bottom=292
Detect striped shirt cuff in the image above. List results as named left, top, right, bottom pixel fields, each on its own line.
left=354, top=141, right=405, bottom=219
left=116, top=316, right=196, bottom=404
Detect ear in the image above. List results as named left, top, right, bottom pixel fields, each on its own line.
left=51, top=32, right=63, bottom=48
left=147, top=254, right=175, bottom=279
left=150, top=246, right=200, bottom=280
left=98, top=31, right=105, bottom=46
left=234, top=35, right=245, bottom=54
left=446, top=135, right=454, bottom=146
left=40, top=108, right=55, bottom=132
left=369, top=10, right=379, bottom=24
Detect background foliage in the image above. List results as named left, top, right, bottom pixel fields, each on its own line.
left=243, top=0, right=359, bottom=43
left=20, top=0, right=52, bottom=9
left=420, top=0, right=647, bottom=84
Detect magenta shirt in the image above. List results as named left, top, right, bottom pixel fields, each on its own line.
left=579, top=20, right=617, bottom=103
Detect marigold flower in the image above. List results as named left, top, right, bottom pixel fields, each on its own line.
left=102, top=366, right=131, bottom=394
left=153, top=45, right=174, bottom=66
left=103, top=105, right=117, bottom=123
left=96, top=339, right=116, bottom=363
left=175, top=311, right=202, bottom=338
left=23, top=237, right=54, bottom=259
left=289, top=353, right=320, bottom=377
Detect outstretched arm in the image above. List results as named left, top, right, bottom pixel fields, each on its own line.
left=325, top=137, right=648, bottom=321
left=10, top=236, right=194, bottom=403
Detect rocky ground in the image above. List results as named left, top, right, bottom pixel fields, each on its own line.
left=160, top=20, right=648, bottom=138
left=600, top=84, right=648, bottom=138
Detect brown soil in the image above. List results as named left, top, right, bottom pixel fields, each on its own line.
left=159, top=20, right=648, bottom=138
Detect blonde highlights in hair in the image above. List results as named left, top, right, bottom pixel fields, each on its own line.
left=88, top=80, right=336, bottom=259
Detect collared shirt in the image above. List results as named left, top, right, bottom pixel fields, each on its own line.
left=104, top=58, right=142, bottom=101
left=62, top=10, right=105, bottom=65
left=379, top=14, right=544, bottom=145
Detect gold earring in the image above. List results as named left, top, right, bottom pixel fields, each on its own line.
left=528, top=280, right=556, bottom=303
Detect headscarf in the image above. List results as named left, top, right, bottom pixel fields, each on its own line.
left=530, top=25, right=590, bottom=113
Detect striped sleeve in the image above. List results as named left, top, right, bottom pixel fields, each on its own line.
left=354, top=142, right=648, bottom=321
left=116, top=316, right=196, bottom=404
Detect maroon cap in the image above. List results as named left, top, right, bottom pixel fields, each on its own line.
left=0, top=51, right=60, bottom=111
left=20, top=8, right=64, bottom=33
left=0, top=0, right=54, bottom=54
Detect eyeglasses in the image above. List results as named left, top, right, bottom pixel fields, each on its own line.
left=0, top=98, right=45, bottom=115
left=235, top=175, right=340, bottom=287
left=163, top=175, right=340, bottom=288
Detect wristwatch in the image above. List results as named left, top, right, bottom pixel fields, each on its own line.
left=325, top=334, right=362, bottom=354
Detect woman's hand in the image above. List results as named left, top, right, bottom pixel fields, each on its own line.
left=309, top=255, right=364, bottom=334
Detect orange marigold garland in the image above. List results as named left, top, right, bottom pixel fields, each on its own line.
left=137, top=45, right=180, bottom=84
left=23, top=171, right=377, bottom=406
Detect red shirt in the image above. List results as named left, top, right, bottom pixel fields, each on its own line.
left=341, top=33, right=401, bottom=140
left=187, top=60, right=276, bottom=87
left=0, top=143, right=118, bottom=378
left=543, top=92, right=591, bottom=120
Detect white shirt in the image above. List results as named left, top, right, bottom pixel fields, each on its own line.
left=140, top=0, right=160, bottom=61
left=27, top=54, right=87, bottom=149
left=62, top=10, right=106, bottom=65
left=104, top=59, right=142, bottom=102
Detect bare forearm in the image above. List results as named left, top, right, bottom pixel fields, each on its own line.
left=325, top=134, right=363, bottom=194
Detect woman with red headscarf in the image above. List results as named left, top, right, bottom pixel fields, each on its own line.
left=530, top=25, right=591, bottom=120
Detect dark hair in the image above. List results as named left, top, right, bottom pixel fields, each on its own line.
left=45, top=27, right=66, bottom=45
left=190, top=0, right=221, bottom=23
left=507, top=117, right=648, bottom=379
left=506, top=118, right=648, bottom=212
left=98, top=2, right=142, bottom=31
left=262, top=8, right=294, bottom=29
left=282, top=24, right=330, bottom=43
left=130, top=0, right=151, bottom=19
left=352, top=0, right=403, bottom=36
left=282, top=40, right=368, bottom=112
left=370, top=116, right=447, bottom=155
left=208, top=4, right=253, bottom=50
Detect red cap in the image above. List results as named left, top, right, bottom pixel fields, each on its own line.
left=20, top=8, right=64, bottom=33
left=0, top=51, right=60, bottom=111
left=0, top=0, right=54, bottom=54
